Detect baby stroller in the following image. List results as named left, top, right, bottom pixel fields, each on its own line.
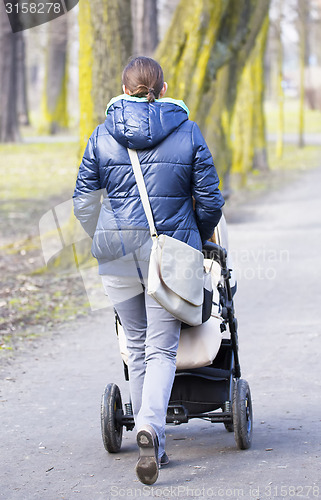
left=100, top=216, right=253, bottom=453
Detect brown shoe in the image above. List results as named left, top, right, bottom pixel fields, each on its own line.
left=135, top=425, right=159, bottom=485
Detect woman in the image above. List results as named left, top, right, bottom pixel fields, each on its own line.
left=73, top=56, right=224, bottom=485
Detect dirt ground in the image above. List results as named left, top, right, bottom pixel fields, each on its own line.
left=1, top=164, right=321, bottom=499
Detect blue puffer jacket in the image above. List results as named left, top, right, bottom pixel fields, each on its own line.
left=73, top=95, right=224, bottom=274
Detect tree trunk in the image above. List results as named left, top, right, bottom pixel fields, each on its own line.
left=78, top=0, right=133, bottom=155
left=251, top=16, right=269, bottom=172
left=157, top=0, right=180, bottom=41
left=16, top=32, right=30, bottom=126
left=231, top=15, right=269, bottom=182
left=298, top=0, right=309, bottom=148
left=41, top=15, right=68, bottom=134
left=47, top=0, right=133, bottom=271
left=276, top=0, right=284, bottom=159
left=132, top=0, right=158, bottom=56
left=0, top=3, right=20, bottom=142
left=156, top=0, right=270, bottom=186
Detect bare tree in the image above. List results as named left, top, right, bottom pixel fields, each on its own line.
left=0, top=3, right=20, bottom=142
left=305, top=0, right=321, bottom=110
left=17, top=33, right=30, bottom=126
left=78, top=0, right=133, bottom=154
left=41, top=16, right=68, bottom=134
left=157, top=0, right=180, bottom=41
left=49, top=0, right=134, bottom=269
left=297, top=0, right=309, bottom=147
left=132, top=0, right=158, bottom=56
left=275, top=0, right=284, bottom=159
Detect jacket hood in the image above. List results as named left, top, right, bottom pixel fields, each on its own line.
left=104, top=94, right=189, bottom=149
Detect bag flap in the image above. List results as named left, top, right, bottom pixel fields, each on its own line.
left=159, top=235, right=204, bottom=306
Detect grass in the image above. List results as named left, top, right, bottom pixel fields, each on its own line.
left=264, top=98, right=321, bottom=135
left=0, top=140, right=80, bottom=246
left=267, top=143, right=321, bottom=171
left=0, top=141, right=79, bottom=200
left=0, top=139, right=91, bottom=353
left=230, top=100, right=321, bottom=195
left=230, top=143, right=321, bottom=199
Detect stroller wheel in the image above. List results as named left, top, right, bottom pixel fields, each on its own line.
left=232, top=379, right=253, bottom=450
left=101, top=383, right=123, bottom=453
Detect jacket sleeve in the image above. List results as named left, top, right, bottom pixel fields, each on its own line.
left=73, top=128, right=102, bottom=238
left=191, top=122, right=225, bottom=244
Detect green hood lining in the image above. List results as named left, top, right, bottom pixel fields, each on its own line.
left=105, top=94, right=189, bottom=117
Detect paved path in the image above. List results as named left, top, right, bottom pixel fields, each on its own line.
left=267, top=133, right=321, bottom=145
left=1, top=166, right=321, bottom=500
left=23, top=136, right=78, bottom=144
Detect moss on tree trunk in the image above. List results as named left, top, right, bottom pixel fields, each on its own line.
left=231, top=15, right=269, bottom=183
left=78, top=0, right=132, bottom=157
left=156, top=0, right=270, bottom=187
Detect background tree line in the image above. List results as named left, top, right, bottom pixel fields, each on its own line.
left=0, top=0, right=320, bottom=188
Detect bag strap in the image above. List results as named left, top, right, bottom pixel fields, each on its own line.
left=127, top=148, right=158, bottom=238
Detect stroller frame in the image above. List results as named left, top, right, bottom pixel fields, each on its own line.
left=101, top=241, right=253, bottom=453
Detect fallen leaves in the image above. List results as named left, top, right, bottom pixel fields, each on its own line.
left=0, top=241, right=89, bottom=348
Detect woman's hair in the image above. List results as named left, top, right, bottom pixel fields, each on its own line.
left=122, top=56, right=164, bottom=103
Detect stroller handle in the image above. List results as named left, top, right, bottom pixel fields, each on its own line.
left=202, top=241, right=227, bottom=268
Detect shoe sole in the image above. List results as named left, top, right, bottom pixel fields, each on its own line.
left=136, top=429, right=159, bottom=485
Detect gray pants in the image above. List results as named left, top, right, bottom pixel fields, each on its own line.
left=102, top=275, right=181, bottom=458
